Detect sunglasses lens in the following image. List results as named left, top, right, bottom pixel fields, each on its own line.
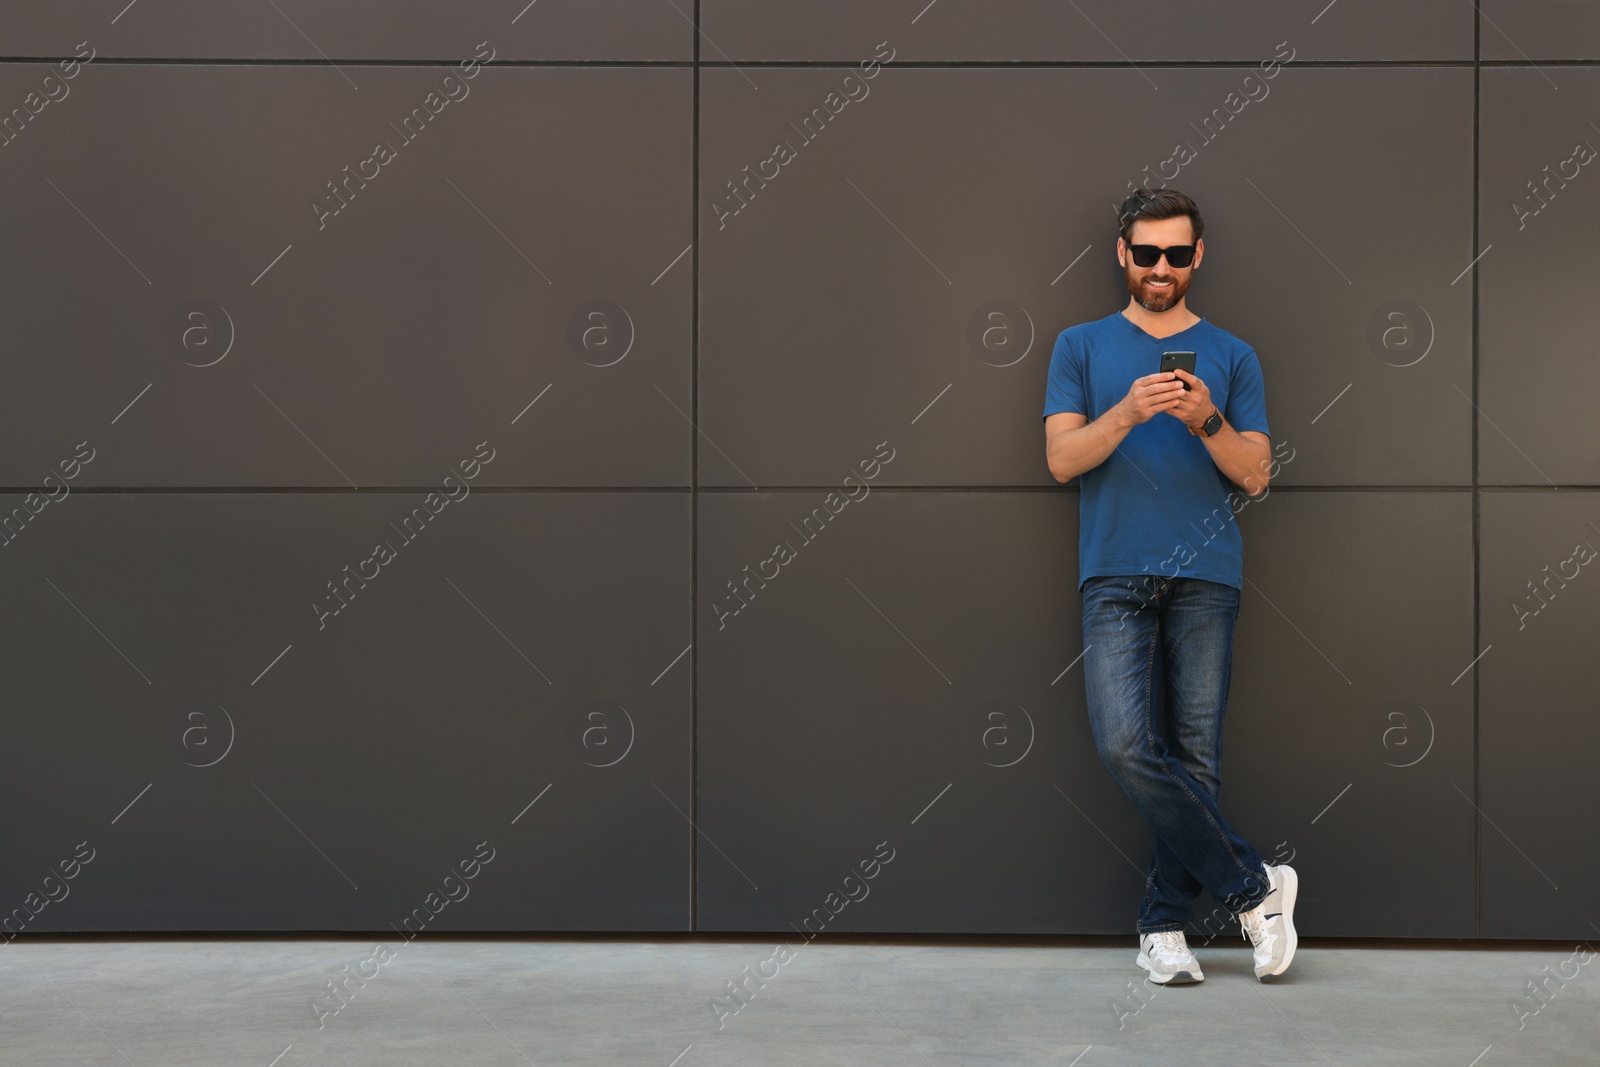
left=1129, top=245, right=1194, bottom=269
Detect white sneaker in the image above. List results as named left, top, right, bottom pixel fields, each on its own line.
left=1136, top=929, right=1204, bottom=984
left=1237, top=863, right=1298, bottom=981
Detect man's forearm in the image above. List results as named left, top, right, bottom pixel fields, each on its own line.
left=1200, top=416, right=1271, bottom=494
left=1047, top=408, right=1133, bottom=483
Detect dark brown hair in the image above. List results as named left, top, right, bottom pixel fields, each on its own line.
left=1116, top=187, right=1204, bottom=245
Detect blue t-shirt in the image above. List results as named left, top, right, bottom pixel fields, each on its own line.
left=1041, top=311, right=1270, bottom=592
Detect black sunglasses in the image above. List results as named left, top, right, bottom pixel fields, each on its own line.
left=1127, top=243, right=1197, bottom=269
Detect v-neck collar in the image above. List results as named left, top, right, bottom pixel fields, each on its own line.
left=1118, top=310, right=1206, bottom=344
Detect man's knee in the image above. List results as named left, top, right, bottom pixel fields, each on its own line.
left=1094, top=732, right=1149, bottom=782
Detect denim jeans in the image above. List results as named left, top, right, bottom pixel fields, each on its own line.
left=1080, top=574, right=1269, bottom=933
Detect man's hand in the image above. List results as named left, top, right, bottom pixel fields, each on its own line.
left=1156, top=368, right=1273, bottom=493
left=1165, top=368, right=1215, bottom=431
left=1114, top=372, right=1187, bottom=428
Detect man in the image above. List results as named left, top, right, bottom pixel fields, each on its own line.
left=1041, top=187, right=1297, bottom=984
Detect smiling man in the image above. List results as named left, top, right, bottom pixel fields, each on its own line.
left=1042, top=187, right=1298, bottom=986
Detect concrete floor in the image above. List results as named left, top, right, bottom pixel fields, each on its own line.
left=0, top=938, right=1595, bottom=1066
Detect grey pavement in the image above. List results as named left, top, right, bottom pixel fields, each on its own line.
left=0, top=938, right=1594, bottom=1065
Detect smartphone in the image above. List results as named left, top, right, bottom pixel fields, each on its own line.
left=1160, top=350, right=1196, bottom=390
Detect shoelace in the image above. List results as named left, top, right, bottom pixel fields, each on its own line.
left=1149, top=930, right=1192, bottom=963
left=1239, top=908, right=1275, bottom=951
left=1239, top=873, right=1279, bottom=947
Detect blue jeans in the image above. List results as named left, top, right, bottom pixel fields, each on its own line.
left=1080, top=574, right=1270, bottom=933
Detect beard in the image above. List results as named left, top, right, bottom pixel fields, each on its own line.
left=1125, top=267, right=1190, bottom=312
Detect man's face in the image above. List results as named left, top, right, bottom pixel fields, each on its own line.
left=1120, top=216, right=1200, bottom=313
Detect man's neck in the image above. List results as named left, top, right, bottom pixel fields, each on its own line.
left=1121, top=299, right=1201, bottom=340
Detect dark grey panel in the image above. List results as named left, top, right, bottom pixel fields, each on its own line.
left=695, top=490, right=1137, bottom=933
left=698, top=67, right=1472, bottom=488
left=1481, top=2, right=1600, bottom=61
left=0, top=2, right=689, bottom=61
left=700, top=1, right=1470, bottom=62
left=0, top=65, right=691, bottom=487
left=695, top=490, right=1473, bottom=935
left=0, top=491, right=691, bottom=930
left=1479, top=492, right=1600, bottom=939
left=1222, top=491, right=1475, bottom=937
left=1479, top=68, right=1600, bottom=486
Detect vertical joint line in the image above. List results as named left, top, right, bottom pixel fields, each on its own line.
left=689, top=0, right=701, bottom=934
left=1470, top=5, right=1482, bottom=940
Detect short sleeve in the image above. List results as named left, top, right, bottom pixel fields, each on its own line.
left=1042, top=330, right=1088, bottom=421
left=1225, top=347, right=1270, bottom=437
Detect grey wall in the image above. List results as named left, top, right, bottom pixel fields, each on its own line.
left=0, top=3, right=1590, bottom=939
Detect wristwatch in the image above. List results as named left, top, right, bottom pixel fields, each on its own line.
left=1190, top=407, right=1223, bottom=437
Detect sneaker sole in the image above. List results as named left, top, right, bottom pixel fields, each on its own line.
left=1137, top=954, right=1203, bottom=985
left=1258, top=865, right=1299, bottom=981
